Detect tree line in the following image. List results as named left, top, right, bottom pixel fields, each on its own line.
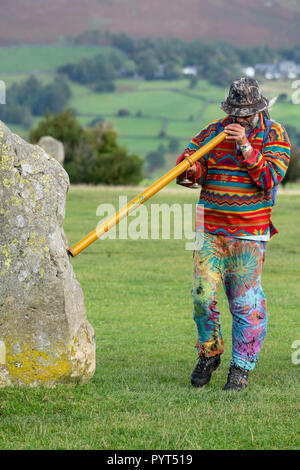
left=57, top=49, right=136, bottom=92
left=64, top=29, right=300, bottom=87
left=0, top=75, right=71, bottom=128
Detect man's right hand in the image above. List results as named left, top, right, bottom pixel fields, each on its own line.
left=187, top=163, right=198, bottom=178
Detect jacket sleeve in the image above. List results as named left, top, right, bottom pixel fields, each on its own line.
left=175, top=121, right=219, bottom=188
left=244, top=123, right=291, bottom=190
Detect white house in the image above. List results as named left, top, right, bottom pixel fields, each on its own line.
left=255, top=61, right=299, bottom=80
left=182, top=66, right=197, bottom=76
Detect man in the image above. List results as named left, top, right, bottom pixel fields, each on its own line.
left=176, top=77, right=290, bottom=391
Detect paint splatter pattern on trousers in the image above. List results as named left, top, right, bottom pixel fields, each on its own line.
left=192, top=233, right=267, bottom=371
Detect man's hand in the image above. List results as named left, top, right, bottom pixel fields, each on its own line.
left=224, top=124, right=248, bottom=146
left=178, top=153, right=197, bottom=181
left=187, top=163, right=197, bottom=177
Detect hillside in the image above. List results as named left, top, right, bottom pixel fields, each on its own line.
left=1, top=0, right=300, bottom=48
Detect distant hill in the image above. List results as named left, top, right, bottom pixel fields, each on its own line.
left=1, top=0, right=300, bottom=48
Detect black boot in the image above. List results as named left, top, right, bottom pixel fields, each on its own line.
left=191, top=354, right=221, bottom=387
left=223, top=365, right=248, bottom=391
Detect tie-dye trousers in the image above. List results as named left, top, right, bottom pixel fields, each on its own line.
left=192, top=233, right=267, bottom=371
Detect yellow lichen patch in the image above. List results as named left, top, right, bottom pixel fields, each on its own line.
left=27, top=232, right=37, bottom=247
left=38, top=235, right=46, bottom=245
left=3, top=178, right=11, bottom=188
left=40, top=174, right=51, bottom=193
left=25, top=233, right=48, bottom=256
left=5, top=338, right=73, bottom=386
left=41, top=174, right=50, bottom=183
left=2, top=143, right=11, bottom=153
left=4, top=259, right=11, bottom=268
left=35, top=201, right=45, bottom=212
left=2, top=246, right=10, bottom=257
left=0, top=154, right=13, bottom=171
left=9, top=196, right=22, bottom=207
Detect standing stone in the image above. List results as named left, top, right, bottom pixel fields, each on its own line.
left=0, top=121, right=95, bottom=387
left=38, top=136, right=65, bottom=165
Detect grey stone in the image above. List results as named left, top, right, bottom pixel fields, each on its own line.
left=38, top=136, right=65, bottom=165
left=0, top=121, right=95, bottom=387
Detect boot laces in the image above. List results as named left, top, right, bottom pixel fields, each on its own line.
left=195, top=356, right=215, bottom=373
left=228, top=365, right=248, bottom=386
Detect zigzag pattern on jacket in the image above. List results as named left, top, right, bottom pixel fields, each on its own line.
left=200, top=190, right=272, bottom=207
left=176, top=113, right=291, bottom=239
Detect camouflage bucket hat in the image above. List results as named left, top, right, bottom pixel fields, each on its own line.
left=220, top=77, right=269, bottom=117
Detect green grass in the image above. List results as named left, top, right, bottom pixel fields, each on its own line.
left=167, top=120, right=211, bottom=139
left=0, top=43, right=120, bottom=73
left=72, top=87, right=205, bottom=119
left=0, top=186, right=299, bottom=450
left=117, top=137, right=169, bottom=158
left=116, top=79, right=198, bottom=91
left=271, top=101, right=300, bottom=130
left=109, top=116, right=164, bottom=137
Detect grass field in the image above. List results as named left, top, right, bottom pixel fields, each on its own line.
left=0, top=185, right=299, bottom=450
left=0, top=43, right=120, bottom=73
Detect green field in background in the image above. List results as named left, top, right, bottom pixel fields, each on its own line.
left=0, top=43, right=121, bottom=73
left=0, top=43, right=299, bottom=161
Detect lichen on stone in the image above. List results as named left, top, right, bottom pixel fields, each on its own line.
left=0, top=120, right=95, bottom=387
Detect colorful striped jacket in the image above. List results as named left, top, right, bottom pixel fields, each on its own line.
left=176, top=113, right=290, bottom=239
